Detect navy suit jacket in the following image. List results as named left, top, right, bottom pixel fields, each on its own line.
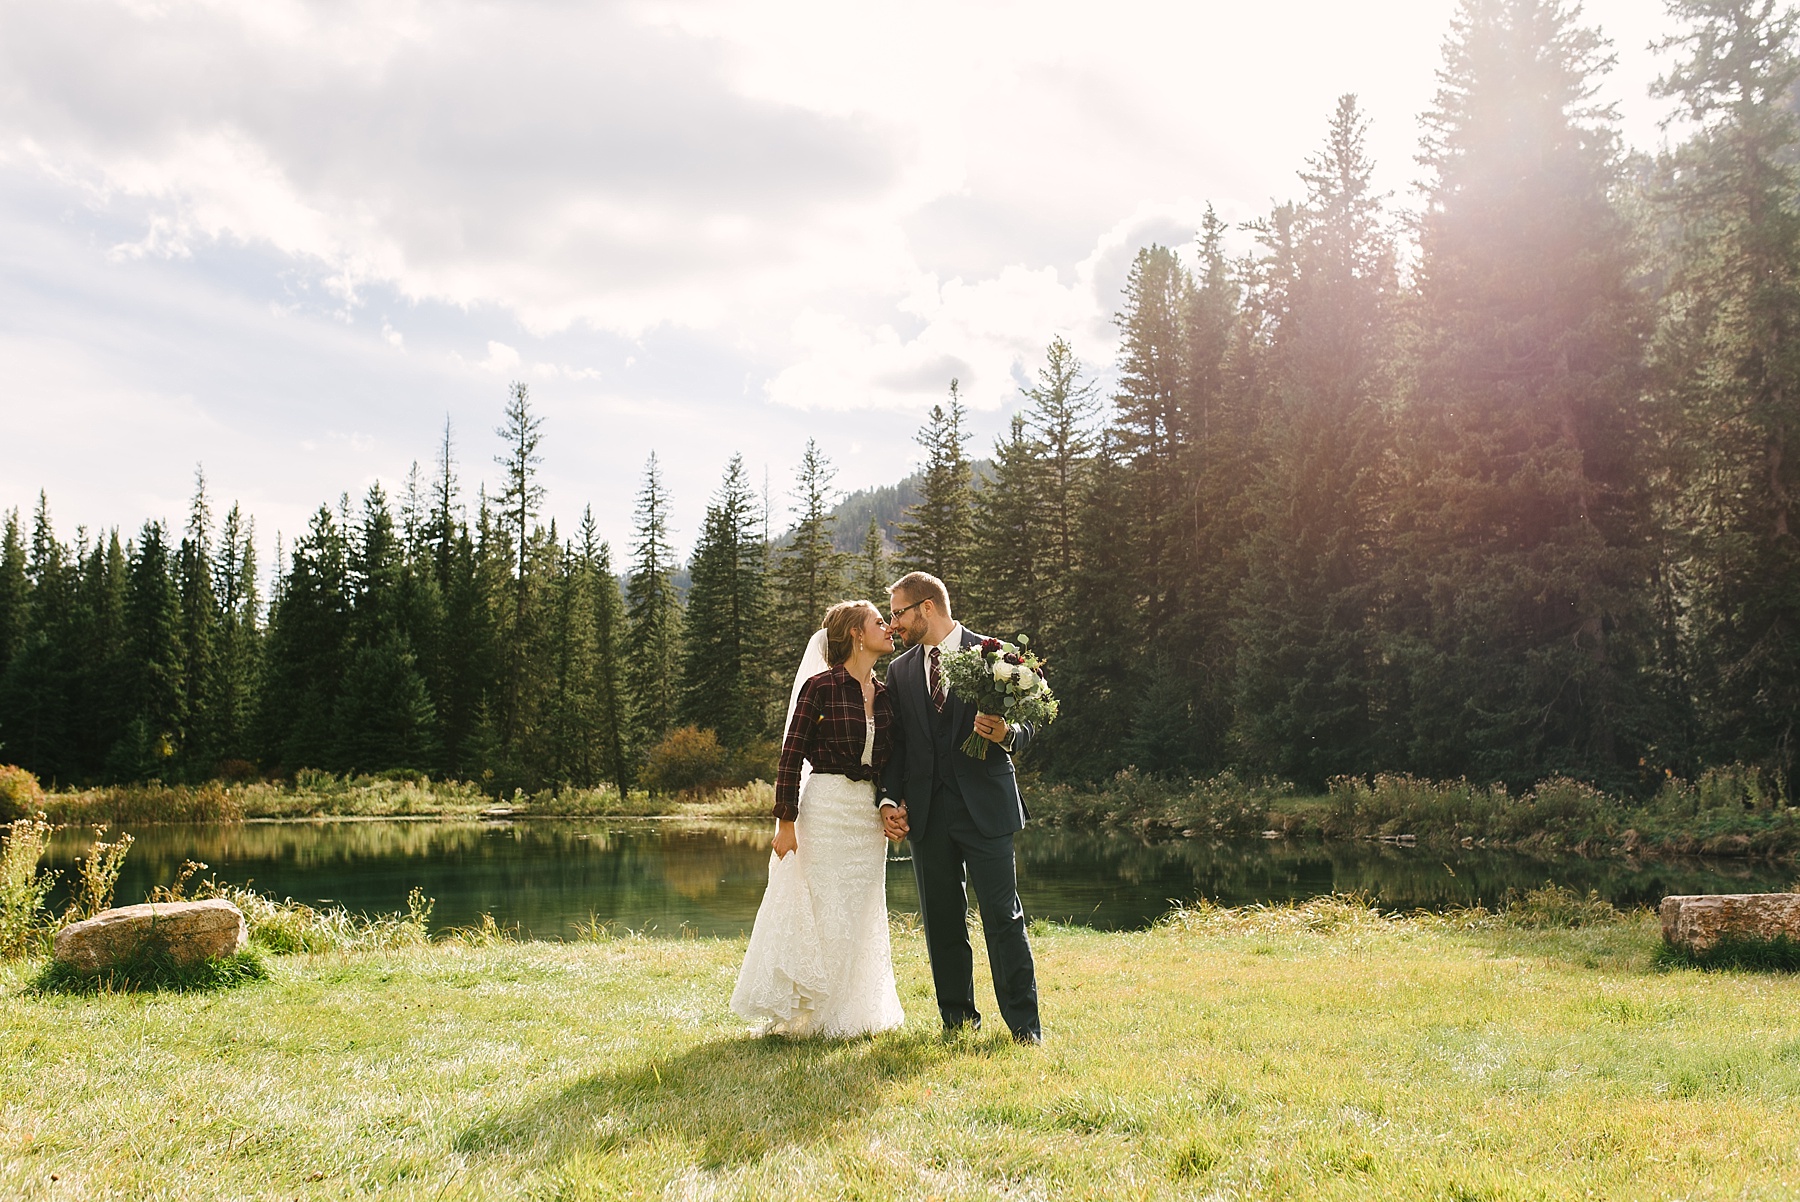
left=881, top=627, right=1034, bottom=839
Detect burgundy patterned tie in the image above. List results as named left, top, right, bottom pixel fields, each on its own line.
left=929, top=646, right=946, bottom=712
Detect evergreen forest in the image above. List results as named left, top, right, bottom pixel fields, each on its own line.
left=3, top=0, right=1799, bottom=799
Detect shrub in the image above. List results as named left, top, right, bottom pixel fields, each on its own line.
left=214, top=758, right=259, bottom=783
left=641, top=726, right=734, bottom=794
left=0, top=765, right=45, bottom=823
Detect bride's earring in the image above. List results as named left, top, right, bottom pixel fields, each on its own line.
left=857, top=637, right=865, bottom=653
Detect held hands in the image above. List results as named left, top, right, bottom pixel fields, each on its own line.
left=972, top=713, right=1010, bottom=745
left=881, top=803, right=910, bottom=841
left=773, top=819, right=797, bottom=859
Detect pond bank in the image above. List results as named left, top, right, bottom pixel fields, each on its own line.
left=4, top=900, right=1799, bottom=1199
left=18, top=765, right=1800, bottom=866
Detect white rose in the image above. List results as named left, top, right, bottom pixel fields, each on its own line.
left=992, top=660, right=1014, bottom=683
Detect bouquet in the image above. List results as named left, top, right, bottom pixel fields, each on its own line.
left=938, top=634, right=1059, bottom=760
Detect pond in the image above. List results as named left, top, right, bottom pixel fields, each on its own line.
left=42, top=818, right=1799, bottom=940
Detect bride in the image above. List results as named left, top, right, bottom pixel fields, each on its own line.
left=730, top=600, right=905, bottom=1037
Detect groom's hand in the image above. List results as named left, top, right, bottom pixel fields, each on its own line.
left=973, top=714, right=1010, bottom=745
left=881, top=803, right=909, bottom=840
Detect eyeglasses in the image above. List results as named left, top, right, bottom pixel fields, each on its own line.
left=889, top=600, right=924, bottom=622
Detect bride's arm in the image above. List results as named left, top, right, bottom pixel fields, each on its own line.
left=772, top=677, right=819, bottom=826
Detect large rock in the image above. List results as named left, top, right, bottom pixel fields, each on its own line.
left=54, top=899, right=248, bottom=972
left=1659, top=893, right=1800, bottom=954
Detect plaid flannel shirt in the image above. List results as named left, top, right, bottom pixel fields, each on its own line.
left=772, top=665, right=895, bottom=821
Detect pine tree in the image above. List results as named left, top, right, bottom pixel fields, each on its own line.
left=1112, top=244, right=1194, bottom=636
left=177, top=469, right=222, bottom=777
left=1021, top=336, right=1100, bottom=648
left=896, top=382, right=975, bottom=597
left=1386, top=0, right=1650, bottom=786
left=857, top=515, right=891, bottom=606
left=493, top=383, right=548, bottom=759
left=333, top=633, right=440, bottom=773
left=626, top=453, right=684, bottom=749
left=969, top=414, right=1042, bottom=640
left=586, top=514, right=633, bottom=797
left=545, top=534, right=599, bottom=787
left=0, top=495, right=75, bottom=778
left=773, top=440, right=846, bottom=648
left=213, top=504, right=261, bottom=766
left=1233, top=96, right=1397, bottom=785
left=332, top=484, right=439, bottom=774
left=259, top=506, right=350, bottom=772
left=680, top=455, right=771, bottom=749
left=117, top=521, right=186, bottom=779
left=70, top=529, right=130, bottom=780
left=1651, top=0, right=1800, bottom=783
left=1035, top=437, right=1139, bottom=779
left=0, top=509, right=25, bottom=685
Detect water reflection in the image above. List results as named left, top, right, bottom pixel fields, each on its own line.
left=40, top=819, right=1799, bottom=941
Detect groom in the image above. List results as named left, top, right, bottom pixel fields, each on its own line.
left=880, top=571, right=1041, bottom=1043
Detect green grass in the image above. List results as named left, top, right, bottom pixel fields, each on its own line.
left=5, top=900, right=1800, bottom=1199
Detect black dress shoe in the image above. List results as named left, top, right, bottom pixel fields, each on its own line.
left=1012, top=1030, right=1043, bottom=1045
left=942, top=1016, right=981, bottom=1036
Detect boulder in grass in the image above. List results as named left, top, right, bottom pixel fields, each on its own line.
left=1659, top=893, right=1800, bottom=954
left=54, top=899, right=248, bottom=973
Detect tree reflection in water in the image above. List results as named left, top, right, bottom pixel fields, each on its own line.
left=41, top=819, right=1796, bottom=940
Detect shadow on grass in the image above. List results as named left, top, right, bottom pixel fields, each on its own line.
left=27, top=949, right=270, bottom=995
left=458, top=1027, right=970, bottom=1167
left=1655, top=935, right=1800, bottom=973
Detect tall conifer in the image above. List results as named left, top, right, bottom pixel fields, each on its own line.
left=1651, top=0, right=1800, bottom=782
left=626, top=453, right=684, bottom=749
left=896, top=382, right=976, bottom=597
left=1234, top=96, right=1396, bottom=785
left=1021, top=336, right=1100, bottom=647
left=969, top=415, right=1042, bottom=639
left=1386, top=0, right=1649, bottom=786
left=680, top=455, right=771, bottom=749
left=773, top=440, right=846, bottom=648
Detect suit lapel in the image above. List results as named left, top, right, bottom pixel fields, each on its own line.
left=890, top=645, right=926, bottom=734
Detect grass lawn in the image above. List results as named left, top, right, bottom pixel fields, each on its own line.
left=3, top=903, right=1799, bottom=1200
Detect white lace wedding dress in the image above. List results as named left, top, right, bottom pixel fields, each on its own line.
left=731, top=702, right=905, bottom=1038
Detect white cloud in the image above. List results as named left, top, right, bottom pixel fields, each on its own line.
left=478, top=341, right=521, bottom=373
left=0, top=0, right=1684, bottom=552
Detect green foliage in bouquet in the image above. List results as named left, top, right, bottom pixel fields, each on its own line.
left=938, top=635, right=1060, bottom=759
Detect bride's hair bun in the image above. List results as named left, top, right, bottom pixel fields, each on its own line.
left=822, top=600, right=878, bottom=665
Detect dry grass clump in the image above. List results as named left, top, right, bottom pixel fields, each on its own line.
left=0, top=815, right=56, bottom=958
left=1162, top=893, right=1406, bottom=944
left=203, top=881, right=438, bottom=954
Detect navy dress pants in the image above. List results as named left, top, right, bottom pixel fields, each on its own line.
left=909, top=782, right=1040, bottom=1039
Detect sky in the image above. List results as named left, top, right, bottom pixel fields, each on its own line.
left=1, top=0, right=1682, bottom=564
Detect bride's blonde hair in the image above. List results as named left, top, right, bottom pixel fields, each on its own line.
left=821, top=600, right=879, bottom=666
